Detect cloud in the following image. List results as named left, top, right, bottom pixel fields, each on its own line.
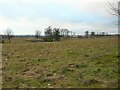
left=0, top=0, right=118, bottom=35
left=0, top=16, right=117, bottom=35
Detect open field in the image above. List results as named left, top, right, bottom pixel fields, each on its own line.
left=2, top=37, right=118, bottom=88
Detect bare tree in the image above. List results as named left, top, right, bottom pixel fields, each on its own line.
left=62, top=29, right=65, bottom=37
left=73, top=32, right=76, bottom=38
left=53, top=28, right=60, bottom=41
left=102, top=32, right=106, bottom=36
left=60, top=28, right=69, bottom=38
left=108, top=1, right=120, bottom=16
left=85, top=31, right=89, bottom=38
left=65, top=29, right=69, bottom=38
left=44, top=26, right=53, bottom=36
left=60, top=29, right=64, bottom=37
left=44, top=26, right=61, bottom=42
left=44, top=26, right=54, bottom=42
left=70, top=31, right=73, bottom=38
left=4, top=28, right=13, bottom=43
left=35, top=30, right=41, bottom=38
left=90, top=31, right=95, bottom=36
left=108, top=1, right=120, bottom=26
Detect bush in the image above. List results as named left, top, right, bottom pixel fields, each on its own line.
left=43, top=36, right=54, bottom=42
left=43, top=26, right=60, bottom=42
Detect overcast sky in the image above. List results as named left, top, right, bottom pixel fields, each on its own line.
left=0, top=0, right=119, bottom=35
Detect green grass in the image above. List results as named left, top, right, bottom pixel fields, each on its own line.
left=2, top=37, right=118, bottom=88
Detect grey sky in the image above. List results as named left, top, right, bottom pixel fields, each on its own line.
left=0, top=0, right=119, bottom=35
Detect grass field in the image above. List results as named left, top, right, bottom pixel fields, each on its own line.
left=2, top=36, right=118, bottom=88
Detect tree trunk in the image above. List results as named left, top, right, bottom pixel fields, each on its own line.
left=8, top=37, right=11, bottom=43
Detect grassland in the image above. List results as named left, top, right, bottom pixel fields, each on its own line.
left=2, top=36, right=118, bottom=88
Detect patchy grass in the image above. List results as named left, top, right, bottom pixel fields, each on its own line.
left=2, top=37, right=118, bottom=88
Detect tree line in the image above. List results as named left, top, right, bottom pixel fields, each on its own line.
left=1, top=26, right=117, bottom=43
left=1, top=26, right=76, bottom=43
left=84, top=31, right=107, bottom=38
left=35, top=26, right=76, bottom=42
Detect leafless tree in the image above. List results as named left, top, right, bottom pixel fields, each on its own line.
left=85, top=31, right=89, bottom=38
left=73, top=32, right=75, bottom=37
left=90, top=31, right=95, bottom=36
left=4, top=28, right=13, bottom=43
left=108, top=1, right=120, bottom=16
left=35, top=30, right=41, bottom=38
left=53, top=28, right=60, bottom=41
left=65, top=29, right=69, bottom=38
left=60, top=29, right=64, bottom=37
left=108, top=1, right=120, bottom=26
left=60, top=28, right=69, bottom=38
